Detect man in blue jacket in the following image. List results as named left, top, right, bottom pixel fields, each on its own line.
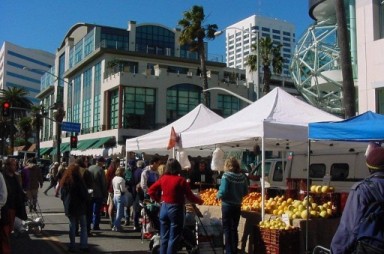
left=331, top=146, right=384, bottom=254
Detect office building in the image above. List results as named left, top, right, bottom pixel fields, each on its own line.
left=36, top=21, right=254, bottom=157
left=0, top=41, right=54, bottom=104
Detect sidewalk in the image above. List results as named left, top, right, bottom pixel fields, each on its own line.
left=11, top=181, right=151, bottom=254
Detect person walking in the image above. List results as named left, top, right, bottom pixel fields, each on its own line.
left=87, top=157, right=107, bottom=231
left=60, top=163, right=89, bottom=253
left=112, top=167, right=127, bottom=232
left=105, top=158, right=120, bottom=228
left=148, top=158, right=203, bottom=254
left=0, top=158, right=28, bottom=254
left=217, top=156, right=249, bottom=254
left=140, top=157, right=161, bottom=199
left=133, top=160, right=145, bottom=230
left=21, top=158, right=43, bottom=212
left=54, top=162, right=67, bottom=197
left=331, top=146, right=384, bottom=254
left=75, top=157, right=94, bottom=236
left=0, top=172, right=7, bottom=219
left=44, top=162, right=59, bottom=195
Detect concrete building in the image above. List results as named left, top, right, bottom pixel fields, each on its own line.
left=0, top=41, right=54, bottom=104
left=37, top=21, right=254, bottom=158
left=224, top=15, right=298, bottom=97
left=356, top=0, right=384, bottom=113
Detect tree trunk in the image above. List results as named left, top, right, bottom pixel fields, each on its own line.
left=263, top=65, right=272, bottom=94
left=335, top=0, right=356, bottom=118
left=200, top=41, right=209, bottom=107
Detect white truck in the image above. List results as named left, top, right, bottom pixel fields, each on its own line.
left=248, top=151, right=368, bottom=194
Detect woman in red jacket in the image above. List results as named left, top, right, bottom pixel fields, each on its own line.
left=148, top=158, right=203, bottom=254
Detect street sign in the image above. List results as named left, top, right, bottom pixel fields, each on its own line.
left=61, top=121, right=81, bottom=133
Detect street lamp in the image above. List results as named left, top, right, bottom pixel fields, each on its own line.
left=203, top=87, right=253, bottom=104
left=23, top=66, right=66, bottom=163
left=214, top=27, right=261, bottom=99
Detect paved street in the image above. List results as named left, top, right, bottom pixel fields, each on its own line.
left=11, top=181, right=150, bottom=254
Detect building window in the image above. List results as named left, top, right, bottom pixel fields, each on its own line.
left=136, top=25, right=175, bottom=56
left=376, top=87, right=384, bottom=113
left=166, top=84, right=202, bottom=123
left=123, top=87, right=156, bottom=129
left=379, top=0, right=384, bottom=39
left=84, top=29, right=95, bottom=57
left=217, top=94, right=241, bottom=117
left=110, top=90, right=119, bottom=129
left=82, top=68, right=92, bottom=133
left=72, top=75, right=81, bottom=123
left=93, top=62, right=101, bottom=131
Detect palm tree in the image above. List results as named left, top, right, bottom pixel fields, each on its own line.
left=245, top=37, right=284, bottom=95
left=178, top=5, right=218, bottom=106
left=335, top=0, right=355, bottom=118
left=0, top=87, right=33, bottom=154
left=18, top=116, right=33, bottom=146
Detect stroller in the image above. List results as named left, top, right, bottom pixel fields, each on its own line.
left=24, top=199, right=45, bottom=234
left=141, top=200, right=199, bottom=254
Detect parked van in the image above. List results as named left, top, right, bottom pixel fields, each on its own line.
left=248, top=151, right=368, bottom=193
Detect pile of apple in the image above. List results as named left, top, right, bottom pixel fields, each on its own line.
left=310, top=185, right=335, bottom=194
left=259, top=217, right=297, bottom=231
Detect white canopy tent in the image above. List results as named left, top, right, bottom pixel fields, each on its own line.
left=125, top=104, right=224, bottom=156
left=180, top=87, right=342, bottom=218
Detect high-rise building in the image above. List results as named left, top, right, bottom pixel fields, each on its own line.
left=225, top=15, right=295, bottom=77
left=224, top=15, right=297, bottom=98
left=0, top=41, right=54, bottom=104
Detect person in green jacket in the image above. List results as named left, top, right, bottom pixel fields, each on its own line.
left=217, top=156, right=248, bottom=254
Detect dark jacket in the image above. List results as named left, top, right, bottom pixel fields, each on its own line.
left=331, top=171, right=384, bottom=254
left=60, top=176, right=89, bottom=217
left=1, top=173, right=27, bottom=221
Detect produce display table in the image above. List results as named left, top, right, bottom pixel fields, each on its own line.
left=197, top=205, right=340, bottom=254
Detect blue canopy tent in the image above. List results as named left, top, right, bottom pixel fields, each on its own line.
left=308, top=111, right=384, bottom=141
left=305, top=111, right=384, bottom=252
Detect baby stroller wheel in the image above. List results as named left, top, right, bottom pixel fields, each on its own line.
left=151, top=245, right=160, bottom=254
left=189, top=246, right=199, bottom=254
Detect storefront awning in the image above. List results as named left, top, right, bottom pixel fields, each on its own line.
left=75, top=138, right=99, bottom=151
left=87, top=136, right=113, bottom=149
left=50, top=143, right=69, bottom=155
left=40, top=147, right=53, bottom=156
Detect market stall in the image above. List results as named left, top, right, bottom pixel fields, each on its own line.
left=125, top=103, right=223, bottom=156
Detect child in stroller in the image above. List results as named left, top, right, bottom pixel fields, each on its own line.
left=142, top=200, right=198, bottom=254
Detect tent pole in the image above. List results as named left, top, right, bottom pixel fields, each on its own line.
left=261, top=137, right=265, bottom=220
left=306, top=140, right=311, bottom=253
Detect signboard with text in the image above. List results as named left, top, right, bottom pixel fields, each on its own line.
left=61, top=121, right=81, bottom=133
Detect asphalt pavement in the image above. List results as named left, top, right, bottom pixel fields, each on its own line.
left=10, top=181, right=151, bottom=254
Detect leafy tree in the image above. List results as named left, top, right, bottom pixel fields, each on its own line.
left=18, top=116, right=33, bottom=146
left=245, top=36, right=284, bottom=95
left=0, top=87, right=34, bottom=154
left=178, top=5, right=218, bottom=106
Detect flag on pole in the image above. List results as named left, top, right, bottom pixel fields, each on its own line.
left=167, top=126, right=179, bottom=150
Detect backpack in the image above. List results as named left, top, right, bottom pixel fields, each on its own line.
left=355, top=176, right=384, bottom=254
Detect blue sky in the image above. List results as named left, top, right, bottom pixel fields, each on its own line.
left=0, top=0, right=313, bottom=57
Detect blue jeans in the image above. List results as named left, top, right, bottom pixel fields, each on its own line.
left=113, top=195, right=124, bottom=228
left=222, top=204, right=241, bottom=254
left=159, top=203, right=184, bottom=254
left=69, top=215, right=88, bottom=249
left=91, top=197, right=103, bottom=229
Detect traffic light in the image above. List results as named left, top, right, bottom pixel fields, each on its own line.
left=70, top=135, right=78, bottom=148
left=2, top=101, right=11, bottom=117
